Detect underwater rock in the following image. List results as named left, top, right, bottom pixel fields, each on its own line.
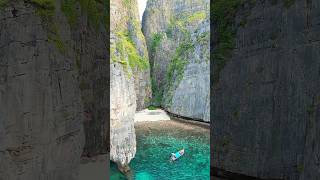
left=117, top=164, right=131, bottom=175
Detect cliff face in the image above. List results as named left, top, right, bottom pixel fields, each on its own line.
left=142, top=0, right=210, bottom=122
left=110, top=0, right=151, bottom=168
left=0, top=1, right=82, bottom=179
left=212, top=0, right=320, bottom=179
left=75, top=2, right=109, bottom=157
left=0, top=0, right=107, bottom=179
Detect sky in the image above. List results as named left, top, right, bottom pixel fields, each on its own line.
left=137, top=0, right=147, bottom=21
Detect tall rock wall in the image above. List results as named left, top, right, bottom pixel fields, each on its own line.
left=142, top=0, right=210, bottom=122
left=110, top=0, right=151, bottom=169
left=0, top=1, right=83, bottom=180
left=212, top=0, right=320, bottom=179
left=0, top=0, right=107, bottom=179
left=74, top=2, right=109, bottom=157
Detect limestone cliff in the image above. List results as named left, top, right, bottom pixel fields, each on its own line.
left=74, top=1, right=109, bottom=157
left=212, top=0, right=320, bottom=179
left=0, top=0, right=107, bottom=179
left=142, top=0, right=210, bottom=122
left=110, top=0, right=151, bottom=169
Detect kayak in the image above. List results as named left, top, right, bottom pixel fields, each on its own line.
left=170, top=149, right=185, bottom=161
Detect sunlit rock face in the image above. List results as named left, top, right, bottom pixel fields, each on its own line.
left=211, top=1, right=320, bottom=180
left=110, top=0, right=151, bottom=168
left=110, top=61, right=137, bottom=167
left=142, top=0, right=210, bottom=122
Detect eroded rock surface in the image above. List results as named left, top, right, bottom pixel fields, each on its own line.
left=142, top=0, right=210, bottom=122
left=212, top=1, right=320, bottom=179
left=0, top=1, right=85, bottom=179
left=110, top=0, right=151, bottom=168
left=0, top=0, right=108, bottom=179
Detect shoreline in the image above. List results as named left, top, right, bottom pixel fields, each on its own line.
left=171, top=117, right=210, bottom=130
left=134, top=108, right=210, bottom=130
left=165, top=109, right=210, bottom=125
left=134, top=117, right=210, bottom=131
left=169, top=115, right=210, bottom=130
left=135, top=117, right=210, bottom=136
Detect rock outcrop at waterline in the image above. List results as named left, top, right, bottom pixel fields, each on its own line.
left=142, top=0, right=210, bottom=122
left=110, top=0, right=151, bottom=169
left=0, top=0, right=107, bottom=179
left=212, top=0, right=320, bottom=179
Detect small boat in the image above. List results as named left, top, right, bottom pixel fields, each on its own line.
left=170, top=149, right=185, bottom=161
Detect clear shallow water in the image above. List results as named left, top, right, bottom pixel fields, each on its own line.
left=110, top=120, right=210, bottom=180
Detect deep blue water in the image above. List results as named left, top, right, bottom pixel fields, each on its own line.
left=110, top=120, right=210, bottom=180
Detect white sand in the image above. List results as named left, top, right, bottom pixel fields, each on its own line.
left=134, top=109, right=171, bottom=122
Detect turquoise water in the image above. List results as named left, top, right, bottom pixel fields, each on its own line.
left=110, top=120, right=210, bottom=180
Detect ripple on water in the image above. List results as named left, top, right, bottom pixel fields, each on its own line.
left=110, top=120, right=210, bottom=180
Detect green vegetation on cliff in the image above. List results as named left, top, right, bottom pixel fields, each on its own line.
left=150, top=76, right=163, bottom=106
left=29, top=0, right=107, bottom=53
left=164, top=40, right=193, bottom=106
left=61, top=0, right=106, bottom=29
left=283, top=0, right=295, bottom=8
left=166, top=42, right=192, bottom=85
left=149, top=32, right=192, bottom=106
left=30, top=0, right=55, bottom=9
left=146, top=2, right=209, bottom=108
left=0, top=0, right=7, bottom=8
left=30, top=0, right=66, bottom=53
left=149, top=33, right=164, bottom=106
left=212, top=0, right=295, bottom=83
left=212, top=0, right=244, bottom=83
left=112, top=31, right=149, bottom=73
left=148, top=10, right=208, bottom=106
left=30, top=0, right=55, bottom=22
left=213, top=0, right=274, bottom=84
left=150, top=33, right=163, bottom=54
left=61, top=0, right=78, bottom=27
left=176, top=11, right=207, bottom=27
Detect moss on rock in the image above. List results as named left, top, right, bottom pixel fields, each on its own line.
left=0, top=0, right=8, bottom=8
left=150, top=33, right=163, bottom=54
left=113, top=31, right=149, bottom=75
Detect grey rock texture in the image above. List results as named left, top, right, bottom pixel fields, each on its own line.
left=142, top=0, right=210, bottom=122
left=212, top=0, right=320, bottom=179
left=0, top=0, right=108, bottom=179
left=110, top=62, right=136, bottom=168
left=79, top=29, right=109, bottom=157
left=110, top=0, right=151, bottom=168
left=74, top=6, right=109, bottom=157
left=0, top=1, right=85, bottom=180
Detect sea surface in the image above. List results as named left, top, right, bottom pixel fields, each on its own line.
left=110, top=120, right=210, bottom=180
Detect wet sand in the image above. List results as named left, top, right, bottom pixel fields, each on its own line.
left=134, top=108, right=171, bottom=122
left=135, top=118, right=210, bottom=133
